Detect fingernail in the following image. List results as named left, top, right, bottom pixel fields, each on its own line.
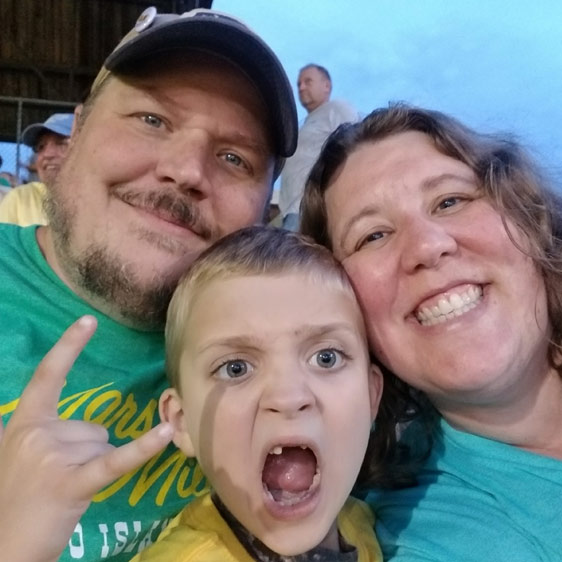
left=78, top=315, right=97, bottom=328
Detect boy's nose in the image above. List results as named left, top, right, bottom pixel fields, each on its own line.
left=260, top=365, right=316, bottom=417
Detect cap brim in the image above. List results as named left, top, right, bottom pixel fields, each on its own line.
left=105, top=15, right=297, bottom=158
left=21, top=124, right=46, bottom=148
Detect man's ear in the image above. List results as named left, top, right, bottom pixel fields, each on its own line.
left=159, top=388, right=196, bottom=458
left=368, top=364, right=384, bottom=423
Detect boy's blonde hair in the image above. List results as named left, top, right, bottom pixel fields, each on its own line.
left=165, top=225, right=356, bottom=391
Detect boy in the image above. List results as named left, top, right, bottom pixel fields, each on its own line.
left=133, top=226, right=384, bottom=561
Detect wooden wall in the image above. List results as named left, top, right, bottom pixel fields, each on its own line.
left=0, top=0, right=181, bottom=141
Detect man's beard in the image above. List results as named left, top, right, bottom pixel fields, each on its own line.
left=43, top=185, right=214, bottom=330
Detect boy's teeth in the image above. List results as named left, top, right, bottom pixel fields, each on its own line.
left=416, top=285, right=483, bottom=326
left=269, top=445, right=309, bottom=455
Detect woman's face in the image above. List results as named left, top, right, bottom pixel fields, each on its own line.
left=324, top=131, right=551, bottom=413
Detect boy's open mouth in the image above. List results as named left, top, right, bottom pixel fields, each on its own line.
left=261, top=445, right=320, bottom=506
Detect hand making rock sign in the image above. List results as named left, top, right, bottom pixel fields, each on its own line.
left=0, top=316, right=173, bottom=562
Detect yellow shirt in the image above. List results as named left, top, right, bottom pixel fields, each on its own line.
left=0, top=181, right=48, bottom=226
left=132, top=493, right=382, bottom=562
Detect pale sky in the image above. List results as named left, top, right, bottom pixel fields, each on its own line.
left=3, top=1, right=561, bottom=187
left=216, top=0, right=562, bottom=186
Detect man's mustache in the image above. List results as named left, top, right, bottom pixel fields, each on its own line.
left=115, top=189, right=215, bottom=240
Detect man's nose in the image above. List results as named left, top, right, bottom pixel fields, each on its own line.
left=154, top=131, right=210, bottom=198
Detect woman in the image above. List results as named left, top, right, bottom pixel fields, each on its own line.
left=300, top=104, right=562, bottom=561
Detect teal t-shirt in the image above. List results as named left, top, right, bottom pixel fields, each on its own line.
left=0, top=225, right=208, bottom=561
left=368, top=418, right=562, bottom=561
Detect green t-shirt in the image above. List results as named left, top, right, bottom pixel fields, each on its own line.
left=0, top=225, right=208, bottom=561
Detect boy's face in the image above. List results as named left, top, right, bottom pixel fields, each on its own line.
left=161, top=272, right=382, bottom=555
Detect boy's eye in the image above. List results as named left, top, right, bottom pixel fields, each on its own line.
left=311, top=348, right=344, bottom=369
left=214, top=359, right=252, bottom=380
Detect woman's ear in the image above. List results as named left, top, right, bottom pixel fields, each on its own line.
left=368, top=364, right=384, bottom=423
left=159, top=388, right=196, bottom=458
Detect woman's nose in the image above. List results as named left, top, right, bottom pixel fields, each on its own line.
left=400, top=216, right=458, bottom=272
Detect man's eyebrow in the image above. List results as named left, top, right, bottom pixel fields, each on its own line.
left=124, top=85, right=272, bottom=156
left=217, top=131, right=270, bottom=156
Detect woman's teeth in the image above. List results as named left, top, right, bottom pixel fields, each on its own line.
left=416, top=285, right=483, bottom=326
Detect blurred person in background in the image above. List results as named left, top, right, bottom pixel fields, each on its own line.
left=0, top=112, right=74, bottom=225
left=279, top=64, right=358, bottom=231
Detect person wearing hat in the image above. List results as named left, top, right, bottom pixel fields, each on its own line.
left=0, top=112, right=74, bottom=225
left=0, top=7, right=297, bottom=562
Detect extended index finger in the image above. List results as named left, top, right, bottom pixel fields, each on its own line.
left=15, top=316, right=98, bottom=419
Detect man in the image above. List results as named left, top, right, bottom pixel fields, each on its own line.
left=0, top=7, right=297, bottom=562
left=279, top=64, right=358, bottom=231
left=0, top=112, right=74, bottom=225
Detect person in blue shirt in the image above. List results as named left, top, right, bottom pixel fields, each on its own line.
left=301, top=103, right=562, bottom=562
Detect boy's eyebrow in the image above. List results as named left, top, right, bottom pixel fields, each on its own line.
left=196, top=322, right=360, bottom=354
left=197, top=334, right=263, bottom=355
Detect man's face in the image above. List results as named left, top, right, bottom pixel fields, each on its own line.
left=42, top=54, right=275, bottom=328
left=297, top=67, right=330, bottom=113
left=162, top=272, right=381, bottom=555
left=34, top=132, right=70, bottom=185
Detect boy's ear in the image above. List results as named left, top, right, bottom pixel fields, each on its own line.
left=159, top=388, right=196, bottom=458
left=368, top=364, right=384, bottom=423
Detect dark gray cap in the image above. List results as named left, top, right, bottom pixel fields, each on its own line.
left=91, top=7, right=298, bottom=158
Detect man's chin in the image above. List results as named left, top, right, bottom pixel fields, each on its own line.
left=70, top=244, right=177, bottom=330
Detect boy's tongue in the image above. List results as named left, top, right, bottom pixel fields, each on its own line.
left=262, top=446, right=317, bottom=493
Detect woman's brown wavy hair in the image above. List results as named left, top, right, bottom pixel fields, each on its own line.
left=301, top=103, right=562, bottom=489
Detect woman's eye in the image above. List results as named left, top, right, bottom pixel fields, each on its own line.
left=356, top=230, right=385, bottom=250
left=140, top=114, right=163, bottom=128
left=311, top=348, right=344, bottom=370
left=214, top=359, right=252, bottom=380
left=437, top=196, right=462, bottom=210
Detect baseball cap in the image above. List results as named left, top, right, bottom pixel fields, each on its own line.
left=91, top=7, right=298, bottom=158
left=21, top=113, right=75, bottom=149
